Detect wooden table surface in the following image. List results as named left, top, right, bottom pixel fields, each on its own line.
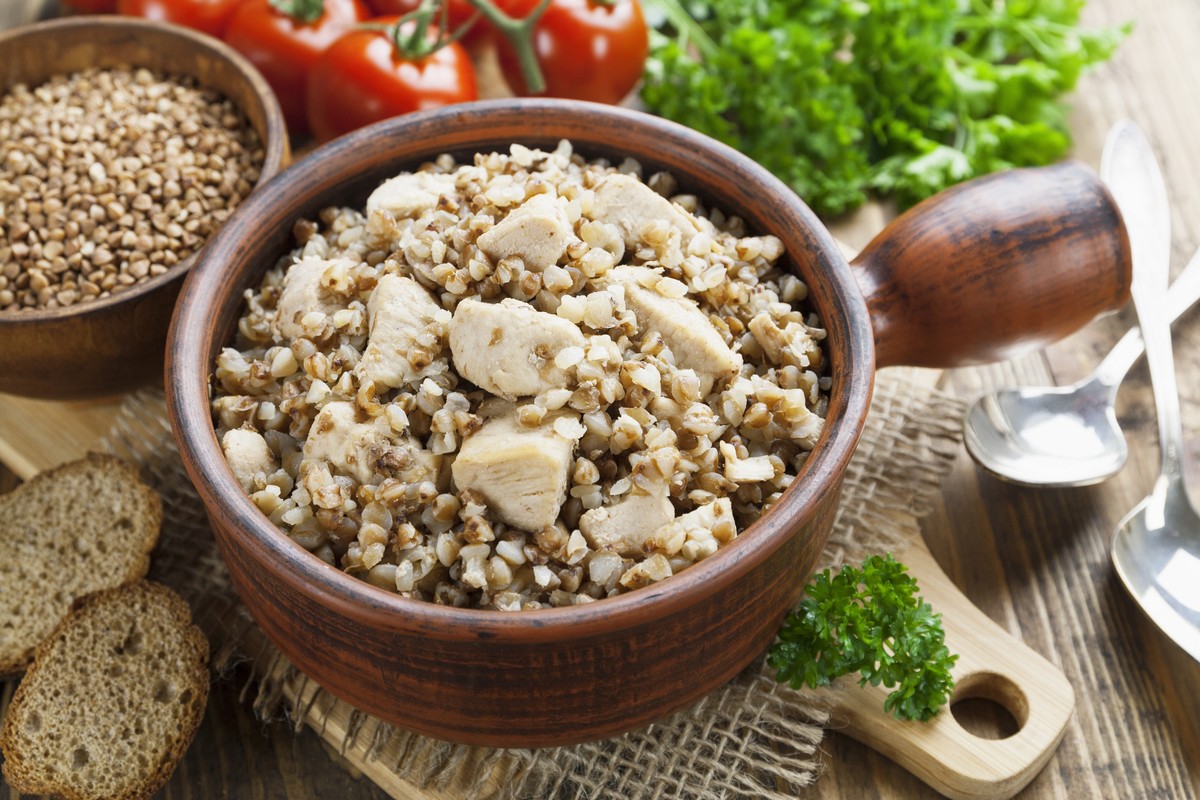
left=3, top=0, right=1199, bottom=798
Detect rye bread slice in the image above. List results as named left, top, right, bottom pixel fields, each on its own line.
left=0, top=453, right=162, bottom=678
left=0, top=581, right=209, bottom=800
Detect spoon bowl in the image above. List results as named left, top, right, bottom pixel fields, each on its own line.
left=1112, top=475, right=1200, bottom=661
left=964, top=245, right=1200, bottom=488
left=964, top=378, right=1127, bottom=487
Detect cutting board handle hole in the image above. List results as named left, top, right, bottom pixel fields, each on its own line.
left=950, top=671, right=1027, bottom=740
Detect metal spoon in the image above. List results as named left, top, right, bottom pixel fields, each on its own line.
left=963, top=247, right=1200, bottom=487
left=1104, top=120, right=1200, bottom=663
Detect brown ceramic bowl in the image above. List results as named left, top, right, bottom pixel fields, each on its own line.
left=0, top=16, right=288, bottom=399
left=167, top=99, right=1131, bottom=747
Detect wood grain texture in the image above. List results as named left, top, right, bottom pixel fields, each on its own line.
left=852, top=162, right=1131, bottom=369
left=4, top=0, right=1200, bottom=796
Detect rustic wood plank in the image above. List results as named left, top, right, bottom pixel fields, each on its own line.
left=4, top=0, right=1200, bottom=797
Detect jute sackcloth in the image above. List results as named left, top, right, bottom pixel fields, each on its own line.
left=98, top=368, right=965, bottom=800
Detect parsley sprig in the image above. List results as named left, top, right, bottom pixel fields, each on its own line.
left=769, top=554, right=957, bottom=722
left=641, top=0, right=1130, bottom=216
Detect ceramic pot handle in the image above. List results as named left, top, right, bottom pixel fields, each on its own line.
left=851, top=161, right=1132, bottom=370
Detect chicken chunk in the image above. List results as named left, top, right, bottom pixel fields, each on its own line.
left=648, top=497, right=735, bottom=553
left=273, top=257, right=351, bottom=340
left=451, top=406, right=582, bottom=531
left=590, top=173, right=700, bottom=249
left=303, top=401, right=436, bottom=485
left=449, top=297, right=587, bottom=400
left=356, top=275, right=448, bottom=390
left=719, top=442, right=777, bottom=483
left=476, top=194, right=571, bottom=271
left=366, top=170, right=456, bottom=221
left=608, top=266, right=742, bottom=395
left=221, top=428, right=277, bottom=492
left=579, top=482, right=675, bottom=557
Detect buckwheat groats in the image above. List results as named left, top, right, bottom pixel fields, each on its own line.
left=0, top=66, right=263, bottom=311
left=212, top=141, right=829, bottom=610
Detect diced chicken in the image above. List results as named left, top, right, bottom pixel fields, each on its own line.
left=366, top=171, right=456, bottom=220
left=719, top=442, right=777, bottom=483
left=590, top=173, right=700, bottom=249
left=579, top=482, right=675, bottom=557
left=476, top=194, right=571, bottom=271
left=451, top=406, right=581, bottom=531
left=649, top=497, right=734, bottom=553
left=449, top=297, right=587, bottom=400
left=608, top=266, right=742, bottom=395
left=303, top=401, right=436, bottom=485
left=221, top=428, right=277, bottom=492
left=356, top=275, right=448, bottom=390
left=273, top=257, right=351, bottom=340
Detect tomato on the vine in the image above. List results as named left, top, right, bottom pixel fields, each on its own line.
left=363, top=0, right=494, bottom=47
left=116, top=0, right=243, bottom=38
left=223, top=0, right=370, bottom=135
left=306, top=17, right=478, bottom=143
left=498, top=0, right=648, bottom=106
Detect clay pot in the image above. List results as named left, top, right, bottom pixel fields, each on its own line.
left=166, top=99, right=1129, bottom=746
left=0, top=16, right=289, bottom=399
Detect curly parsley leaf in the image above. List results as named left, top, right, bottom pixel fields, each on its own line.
left=768, top=554, right=957, bottom=722
left=641, top=0, right=1130, bottom=216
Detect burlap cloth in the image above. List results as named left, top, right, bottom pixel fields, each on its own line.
left=98, top=369, right=965, bottom=799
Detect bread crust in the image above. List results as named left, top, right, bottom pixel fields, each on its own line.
left=0, top=580, right=209, bottom=800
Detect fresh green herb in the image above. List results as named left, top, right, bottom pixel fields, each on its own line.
left=768, top=554, right=957, bottom=722
left=641, top=0, right=1130, bottom=216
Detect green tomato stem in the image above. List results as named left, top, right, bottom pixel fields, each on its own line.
left=464, top=0, right=554, bottom=94
left=642, top=0, right=717, bottom=60
left=269, top=0, right=326, bottom=23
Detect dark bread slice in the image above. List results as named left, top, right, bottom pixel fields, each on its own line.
left=0, top=453, right=162, bottom=677
left=0, top=580, right=209, bottom=800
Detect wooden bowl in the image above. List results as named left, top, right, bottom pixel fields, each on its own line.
left=166, top=100, right=1131, bottom=747
left=0, top=16, right=289, bottom=399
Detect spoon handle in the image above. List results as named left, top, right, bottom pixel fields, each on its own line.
left=1102, top=121, right=1186, bottom=478
left=1095, top=246, right=1200, bottom=390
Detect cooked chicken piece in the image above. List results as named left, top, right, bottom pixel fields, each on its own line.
left=590, top=173, right=700, bottom=249
left=719, top=442, right=777, bottom=483
left=449, top=297, right=587, bottom=400
left=356, top=275, right=447, bottom=390
left=304, top=401, right=436, bottom=485
left=579, top=482, right=675, bottom=557
left=221, top=428, right=277, bottom=492
left=608, top=266, right=742, bottom=395
left=451, top=405, right=582, bottom=531
left=649, top=497, right=734, bottom=553
left=476, top=194, right=571, bottom=271
left=273, top=257, right=351, bottom=340
left=366, top=170, right=456, bottom=220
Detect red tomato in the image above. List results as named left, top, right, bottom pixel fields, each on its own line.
left=363, top=0, right=492, bottom=47
left=61, top=0, right=117, bottom=11
left=306, top=17, right=478, bottom=143
left=116, top=0, right=242, bottom=37
left=498, top=0, right=648, bottom=105
left=223, top=0, right=370, bottom=135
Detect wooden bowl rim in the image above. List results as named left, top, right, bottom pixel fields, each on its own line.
left=168, top=99, right=877, bottom=642
left=0, top=14, right=288, bottom=325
